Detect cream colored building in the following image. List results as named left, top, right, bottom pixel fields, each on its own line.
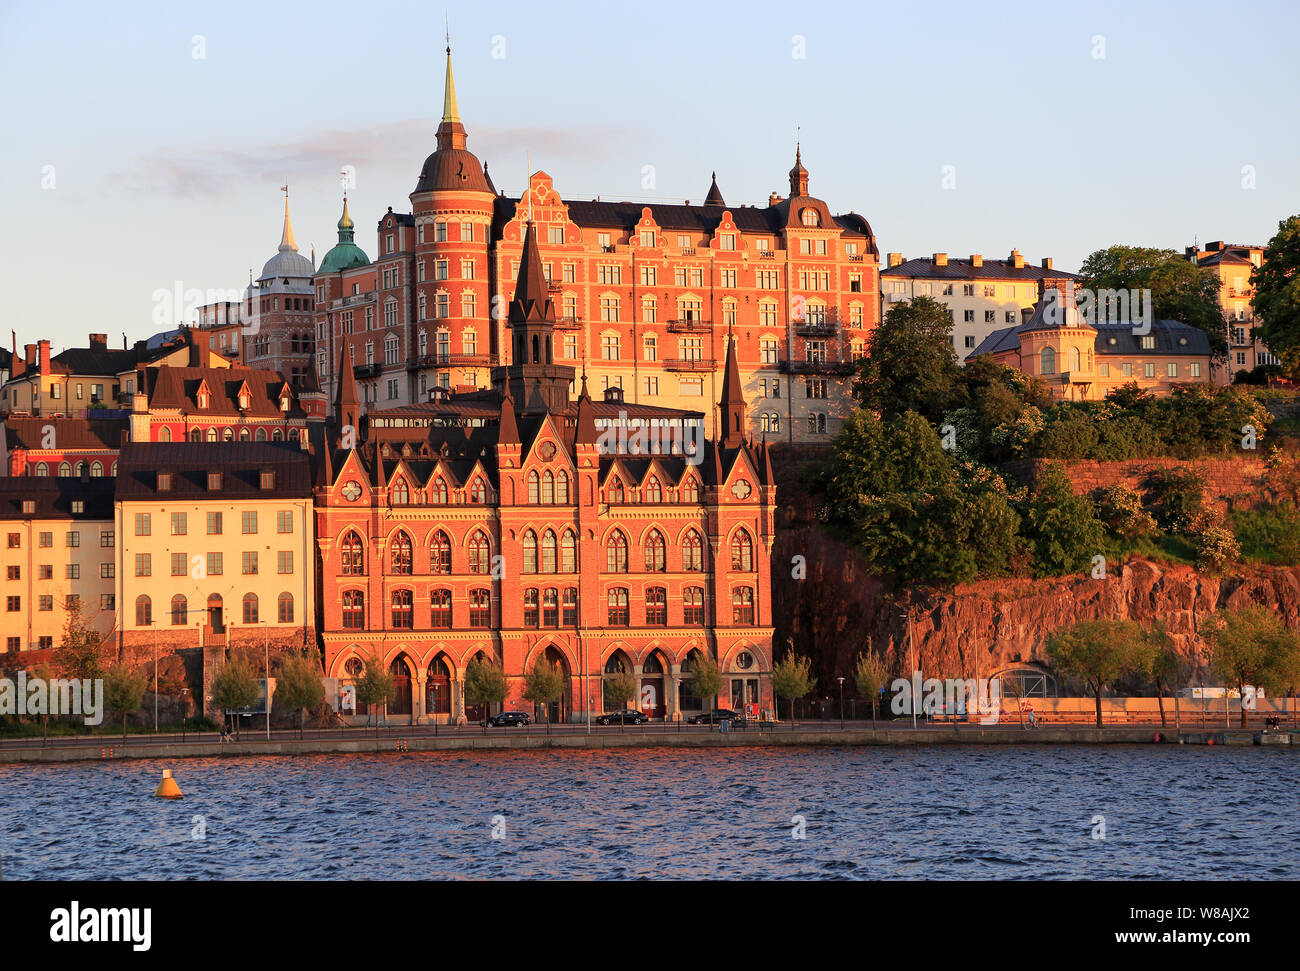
left=880, top=251, right=1078, bottom=361
left=1185, top=241, right=1280, bottom=381
left=114, top=441, right=316, bottom=656
left=0, top=477, right=117, bottom=654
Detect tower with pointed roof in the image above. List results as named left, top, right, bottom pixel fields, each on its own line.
left=333, top=344, right=360, bottom=436
left=250, top=188, right=317, bottom=390
left=718, top=328, right=747, bottom=449
left=491, top=221, right=575, bottom=415
left=319, top=196, right=371, bottom=274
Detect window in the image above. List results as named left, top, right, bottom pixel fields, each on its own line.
left=1140, top=335, right=1156, bottom=350
left=207, top=511, right=223, bottom=535
left=1167, top=363, right=1178, bottom=377
left=732, top=587, right=755, bottom=625
left=135, top=595, right=151, bottom=626
left=644, top=530, right=666, bottom=571
left=523, top=530, right=538, bottom=573
left=468, top=532, right=491, bottom=574
left=430, top=589, right=452, bottom=629
left=731, top=529, right=754, bottom=571
left=171, top=512, right=187, bottom=536
left=562, top=587, right=578, bottom=626
left=171, top=595, right=188, bottom=626
left=601, top=334, right=621, bottom=360
left=645, top=586, right=667, bottom=626
left=606, top=530, right=628, bottom=573
left=277, top=551, right=293, bottom=575
left=277, top=592, right=294, bottom=624
left=135, top=513, right=151, bottom=536
left=541, top=529, right=558, bottom=573
left=242, top=551, right=258, bottom=575
left=100, top=530, right=114, bottom=548
left=430, top=531, right=451, bottom=574
left=608, top=478, right=625, bottom=504
left=607, top=588, right=629, bottom=626
left=1190, top=363, right=1202, bottom=378
left=277, top=510, right=293, bottom=533
left=561, top=529, right=577, bottom=573
left=38, top=595, right=52, bottom=610
left=135, top=553, right=152, bottom=577
left=646, top=478, right=662, bottom=503
left=100, top=563, right=115, bottom=579
left=469, top=589, right=491, bottom=627
left=171, top=553, right=187, bottom=577
left=470, top=479, right=486, bottom=504
left=430, top=478, right=448, bottom=504
left=66, top=530, right=80, bottom=548
left=39, top=565, right=52, bottom=580
left=340, top=531, right=365, bottom=574
left=524, top=588, right=539, bottom=627
left=241, top=511, right=258, bottom=534
left=1040, top=347, right=1056, bottom=375
left=242, top=593, right=259, bottom=624
left=684, top=530, right=704, bottom=571
left=390, top=532, right=413, bottom=574
left=65, top=564, right=80, bottom=580
left=391, top=589, right=413, bottom=629
left=207, top=552, right=223, bottom=576
left=342, top=590, right=365, bottom=629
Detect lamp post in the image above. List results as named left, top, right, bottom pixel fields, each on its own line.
left=837, top=676, right=845, bottom=730
left=153, top=623, right=159, bottom=734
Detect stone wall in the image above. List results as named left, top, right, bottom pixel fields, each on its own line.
left=1000, top=456, right=1271, bottom=510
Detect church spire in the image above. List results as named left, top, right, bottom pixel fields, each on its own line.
left=435, top=36, right=467, bottom=151
left=718, top=328, right=747, bottom=449
left=278, top=186, right=298, bottom=252
left=334, top=345, right=359, bottom=436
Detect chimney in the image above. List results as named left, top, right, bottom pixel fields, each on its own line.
left=1010, top=249, right=1024, bottom=269
left=38, top=340, right=51, bottom=376
left=1207, top=241, right=1224, bottom=252
left=88, top=333, right=107, bottom=350
left=1021, top=306, right=1035, bottom=324
left=11, top=334, right=23, bottom=377
left=970, top=254, right=983, bottom=268
left=933, top=252, right=948, bottom=267
left=768, top=192, right=784, bottom=206
left=24, top=344, right=37, bottom=375
left=1041, top=257, right=1053, bottom=270
left=887, top=252, right=904, bottom=268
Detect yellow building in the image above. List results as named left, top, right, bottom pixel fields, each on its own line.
left=972, top=300, right=1213, bottom=400
left=114, top=441, right=316, bottom=660
left=1184, top=241, right=1280, bottom=381
left=0, top=477, right=116, bottom=654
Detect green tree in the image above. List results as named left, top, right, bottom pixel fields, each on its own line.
left=1251, top=215, right=1300, bottom=376
left=689, top=652, right=725, bottom=721
left=1020, top=463, right=1106, bottom=578
left=852, top=296, right=963, bottom=422
left=1137, top=623, right=1183, bottom=728
left=771, top=652, right=815, bottom=726
left=354, top=655, right=395, bottom=731
left=210, top=659, right=260, bottom=739
left=602, top=664, right=637, bottom=729
left=853, top=647, right=888, bottom=729
left=1045, top=619, right=1144, bottom=727
left=276, top=653, right=325, bottom=738
left=1142, top=468, right=1205, bottom=532
left=103, top=664, right=148, bottom=740
left=52, top=601, right=105, bottom=682
left=1078, top=245, right=1226, bottom=355
left=1094, top=484, right=1156, bottom=542
left=464, top=656, right=508, bottom=731
left=523, top=659, right=567, bottom=734
left=1206, top=607, right=1300, bottom=726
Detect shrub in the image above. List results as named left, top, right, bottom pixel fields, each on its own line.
left=1142, top=468, right=1205, bottom=531
left=1094, top=484, right=1156, bottom=540
left=1191, top=524, right=1241, bottom=572
left=1232, top=505, right=1300, bottom=564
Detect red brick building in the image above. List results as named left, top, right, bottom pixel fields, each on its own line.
left=315, top=222, right=777, bottom=724
left=313, top=47, right=879, bottom=446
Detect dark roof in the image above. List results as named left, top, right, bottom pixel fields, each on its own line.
left=0, top=476, right=115, bottom=521
left=491, top=195, right=876, bottom=243
left=1196, top=246, right=1257, bottom=267
left=882, top=257, right=1079, bottom=281
left=970, top=315, right=1213, bottom=359
left=5, top=416, right=128, bottom=451
left=414, top=148, right=493, bottom=194
left=45, top=332, right=188, bottom=377
left=145, top=365, right=303, bottom=418
left=115, top=442, right=313, bottom=500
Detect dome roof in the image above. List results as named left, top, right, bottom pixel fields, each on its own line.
left=414, top=147, right=493, bottom=194
left=259, top=248, right=314, bottom=281
left=318, top=198, right=371, bottom=274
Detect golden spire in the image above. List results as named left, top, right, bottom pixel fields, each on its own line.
left=278, top=185, right=297, bottom=252
left=339, top=194, right=353, bottom=230
left=441, top=36, right=460, bottom=124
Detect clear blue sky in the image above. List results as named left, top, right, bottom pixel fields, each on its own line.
left=2, top=0, right=1297, bottom=353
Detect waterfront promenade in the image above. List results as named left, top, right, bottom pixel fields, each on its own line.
left=2, top=720, right=1293, bottom=763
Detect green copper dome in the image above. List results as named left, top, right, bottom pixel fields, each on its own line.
left=317, top=197, right=371, bottom=274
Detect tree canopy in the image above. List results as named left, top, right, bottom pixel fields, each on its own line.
left=853, top=295, right=963, bottom=422
left=1252, top=215, right=1300, bottom=376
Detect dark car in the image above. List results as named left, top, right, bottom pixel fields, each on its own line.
left=689, top=709, right=746, bottom=726
left=596, top=710, right=648, bottom=725
left=488, top=711, right=531, bottom=727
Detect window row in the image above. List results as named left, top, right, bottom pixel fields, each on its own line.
left=340, top=588, right=492, bottom=629
left=135, top=592, right=294, bottom=626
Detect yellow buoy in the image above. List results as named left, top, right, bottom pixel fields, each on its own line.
left=154, top=769, right=183, bottom=800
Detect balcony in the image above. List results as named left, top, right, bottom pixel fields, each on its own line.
left=666, top=318, right=711, bottom=333
left=848, top=255, right=864, bottom=263
left=546, top=282, right=563, bottom=293
left=555, top=315, right=583, bottom=330
left=664, top=358, right=715, bottom=372
left=353, top=363, right=382, bottom=379
left=794, top=321, right=838, bottom=338
left=408, top=354, right=493, bottom=370
left=679, top=247, right=697, bottom=256
left=779, top=359, right=856, bottom=376
left=758, top=251, right=776, bottom=260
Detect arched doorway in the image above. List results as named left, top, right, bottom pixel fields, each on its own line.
left=343, top=656, right=368, bottom=718
left=641, top=650, right=667, bottom=719
left=679, top=648, right=705, bottom=715
left=603, top=650, right=633, bottom=712
left=207, top=593, right=224, bottom=634
left=543, top=645, right=571, bottom=725
left=388, top=655, right=412, bottom=717
left=463, top=650, right=489, bottom=724
left=427, top=654, right=451, bottom=718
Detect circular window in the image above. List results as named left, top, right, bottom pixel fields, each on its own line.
left=341, top=480, right=362, bottom=502
left=731, top=479, right=752, bottom=499
left=344, top=657, right=363, bottom=677
left=1107, top=337, right=1118, bottom=345
left=736, top=651, right=754, bottom=670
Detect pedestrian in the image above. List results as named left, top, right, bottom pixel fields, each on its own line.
left=1026, top=702, right=1037, bottom=729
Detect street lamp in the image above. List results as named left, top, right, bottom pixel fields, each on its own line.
left=837, top=676, right=845, bottom=730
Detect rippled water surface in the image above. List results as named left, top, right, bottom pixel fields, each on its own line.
left=1, top=746, right=1296, bottom=879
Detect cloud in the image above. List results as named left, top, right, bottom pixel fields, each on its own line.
left=108, top=121, right=631, bottom=199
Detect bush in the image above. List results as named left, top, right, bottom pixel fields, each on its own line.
left=1142, top=468, right=1205, bottom=532
left=1232, top=505, right=1300, bottom=564
left=1191, top=524, right=1241, bottom=572
left=1094, top=484, right=1156, bottom=540
left=1020, top=463, right=1106, bottom=578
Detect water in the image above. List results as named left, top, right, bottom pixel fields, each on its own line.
left=1, top=745, right=1296, bottom=880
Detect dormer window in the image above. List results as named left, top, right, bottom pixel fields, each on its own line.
left=207, top=472, right=222, bottom=491
left=158, top=472, right=172, bottom=491
left=196, top=381, right=211, bottom=409
left=260, top=471, right=275, bottom=491
left=800, top=208, right=820, bottom=227
left=238, top=391, right=251, bottom=409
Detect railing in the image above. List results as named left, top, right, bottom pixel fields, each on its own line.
left=555, top=316, right=583, bottom=329
left=779, top=359, right=856, bottom=375
left=666, top=318, right=711, bottom=333
left=664, top=358, right=715, bottom=372
left=409, top=354, right=492, bottom=369
left=795, top=322, right=837, bottom=337
left=679, top=247, right=696, bottom=256
left=601, top=245, right=616, bottom=253
left=353, top=363, right=382, bottom=379
left=758, top=251, right=776, bottom=260
left=848, top=255, right=864, bottom=263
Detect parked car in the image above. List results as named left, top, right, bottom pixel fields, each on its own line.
left=689, top=709, right=746, bottom=726
left=597, top=710, right=648, bottom=725
left=488, top=711, right=531, bottom=727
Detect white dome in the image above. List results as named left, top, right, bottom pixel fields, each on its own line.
left=258, top=248, right=315, bottom=282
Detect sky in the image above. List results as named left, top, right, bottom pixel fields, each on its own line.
left=2, top=0, right=1298, bottom=354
